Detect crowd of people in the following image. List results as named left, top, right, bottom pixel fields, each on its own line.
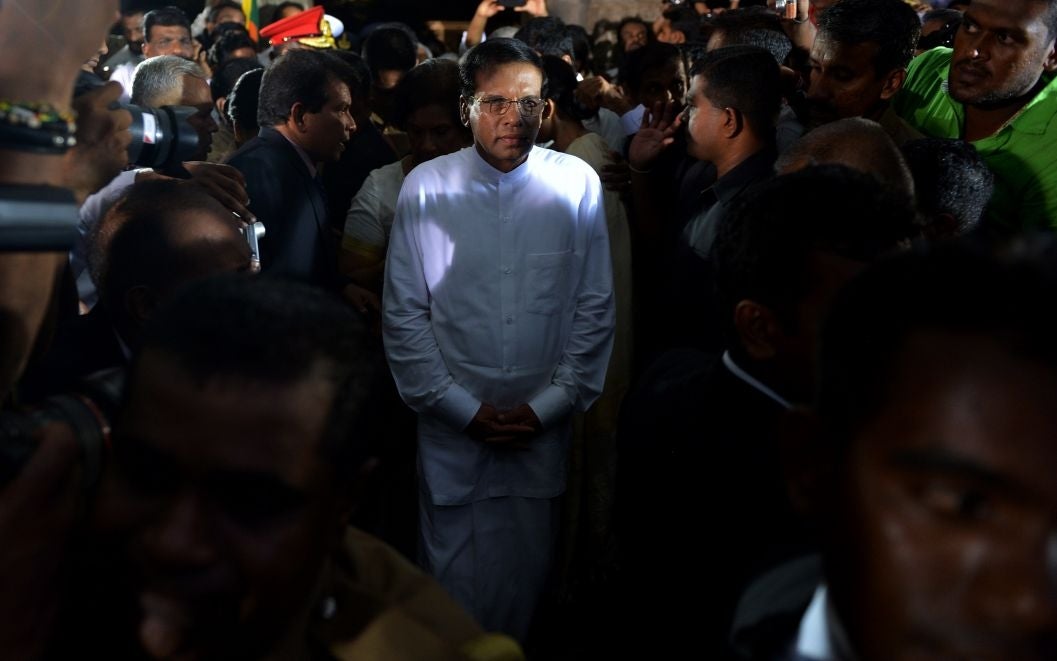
left=1, top=0, right=1056, bottom=658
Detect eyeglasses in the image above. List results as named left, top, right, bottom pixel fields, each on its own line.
left=472, top=95, right=546, bottom=117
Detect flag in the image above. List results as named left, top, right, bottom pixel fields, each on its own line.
left=242, top=0, right=260, bottom=42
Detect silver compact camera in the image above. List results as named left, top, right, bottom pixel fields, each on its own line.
left=241, top=221, right=265, bottom=269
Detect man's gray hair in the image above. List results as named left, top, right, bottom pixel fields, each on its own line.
left=131, top=55, right=206, bottom=107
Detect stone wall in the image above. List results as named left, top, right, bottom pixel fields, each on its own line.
left=548, top=0, right=664, bottom=31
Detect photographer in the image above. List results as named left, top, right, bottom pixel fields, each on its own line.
left=72, top=55, right=252, bottom=309
left=0, top=4, right=127, bottom=657
left=0, top=1, right=122, bottom=403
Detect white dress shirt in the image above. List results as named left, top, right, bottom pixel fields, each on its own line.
left=383, top=145, right=615, bottom=506
left=792, top=585, right=859, bottom=661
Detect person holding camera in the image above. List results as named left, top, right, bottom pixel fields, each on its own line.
left=71, top=54, right=252, bottom=310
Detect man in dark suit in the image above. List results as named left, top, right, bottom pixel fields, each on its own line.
left=615, top=166, right=918, bottom=656
left=731, top=240, right=1057, bottom=660
left=226, top=49, right=356, bottom=290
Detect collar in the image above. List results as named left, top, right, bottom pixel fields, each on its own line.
left=793, top=585, right=858, bottom=661
left=709, top=146, right=777, bottom=205
left=273, top=128, right=319, bottom=178
left=722, top=350, right=792, bottom=410
left=468, top=143, right=536, bottom=185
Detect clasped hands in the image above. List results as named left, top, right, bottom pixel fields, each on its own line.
left=465, top=403, right=542, bottom=448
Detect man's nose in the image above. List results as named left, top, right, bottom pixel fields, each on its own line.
left=143, top=492, right=217, bottom=568
left=962, top=31, right=991, bottom=61
left=806, top=73, right=831, bottom=101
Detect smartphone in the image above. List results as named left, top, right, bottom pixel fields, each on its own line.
left=498, top=0, right=527, bottom=7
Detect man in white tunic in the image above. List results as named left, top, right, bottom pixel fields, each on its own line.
left=382, top=38, right=614, bottom=641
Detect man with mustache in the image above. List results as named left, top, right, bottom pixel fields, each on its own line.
left=805, top=0, right=922, bottom=146
left=227, top=48, right=357, bottom=290
left=383, top=38, right=614, bottom=642
left=895, top=0, right=1057, bottom=231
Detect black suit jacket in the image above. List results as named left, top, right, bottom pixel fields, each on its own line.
left=615, top=349, right=811, bottom=657
left=226, top=127, right=340, bottom=289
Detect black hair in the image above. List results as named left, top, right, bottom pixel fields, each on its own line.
left=617, top=15, right=651, bottom=39
left=817, top=237, right=1057, bottom=444
left=134, top=273, right=380, bottom=481
left=816, top=0, right=921, bottom=77
left=207, top=28, right=256, bottom=73
left=228, top=66, right=264, bottom=134
left=918, top=9, right=962, bottom=51
left=1045, top=1, right=1057, bottom=39
left=713, top=165, right=917, bottom=344
left=901, top=138, right=994, bottom=237
left=460, top=38, right=546, bottom=99
left=210, top=57, right=262, bottom=103
left=274, top=1, right=304, bottom=15
left=515, top=16, right=573, bottom=60
left=392, top=58, right=465, bottom=131
left=207, top=1, right=244, bottom=25
left=541, top=55, right=596, bottom=122
left=618, top=41, right=684, bottom=99
left=91, top=180, right=235, bottom=313
left=709, top=8, right=792, bottom=65
left=257, top=49, right=354, bottom=127
left=362, top=23, right=418, bottom=81
left=690, top=45, right=782, bottom=140
left=565, top=24, right=593, bottom=71
left=143, top=6, right=191, bottom=43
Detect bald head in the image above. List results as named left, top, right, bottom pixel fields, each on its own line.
left=776, top=118, right=915, bottom=201
left=92, top=180, right=251, bottom=340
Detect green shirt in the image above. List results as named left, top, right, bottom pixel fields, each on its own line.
left=894, top=47, right=1057, bottom=231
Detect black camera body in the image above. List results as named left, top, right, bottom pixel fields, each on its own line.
left=75, top=71, right=202, bottom=175
left=0, top=367, right=124, bottom=489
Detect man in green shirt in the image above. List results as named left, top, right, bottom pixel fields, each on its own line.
left=895, top=0, right=1057, bottom=231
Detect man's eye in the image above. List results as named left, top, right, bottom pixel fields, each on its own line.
left=962, top=20, right=979, bottom=34
left=919, top=482, right=991, bottom=521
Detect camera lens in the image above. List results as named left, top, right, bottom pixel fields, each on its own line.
left=125, top=105, right=202, bottom=172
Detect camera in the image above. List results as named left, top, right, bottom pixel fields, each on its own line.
left=0, top=184, right=80, bottom=251
left=124, top=104, right=202, bottom=173
left=0, top=367, right=124, bottom=489
left=240, top=220, right=266, bottom=268
left=74, top=71, right=202, bottom=174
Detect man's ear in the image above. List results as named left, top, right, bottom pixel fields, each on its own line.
left=215, top=96, right=227, bottom=121
left=723, top=106, right=742, bottom=138
left=124, top=285, right=158, bottom=327
left=879, top=67, right=907, bottom=101
left=542, top=97, right=555, bottom=121
left=459, top=96, right=471, bottom=127
left=1045, top=41, right=1057, bottom=73
left=733, top=299, right=782, bottom=361
left=290, top=101, right=308, bottom=132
